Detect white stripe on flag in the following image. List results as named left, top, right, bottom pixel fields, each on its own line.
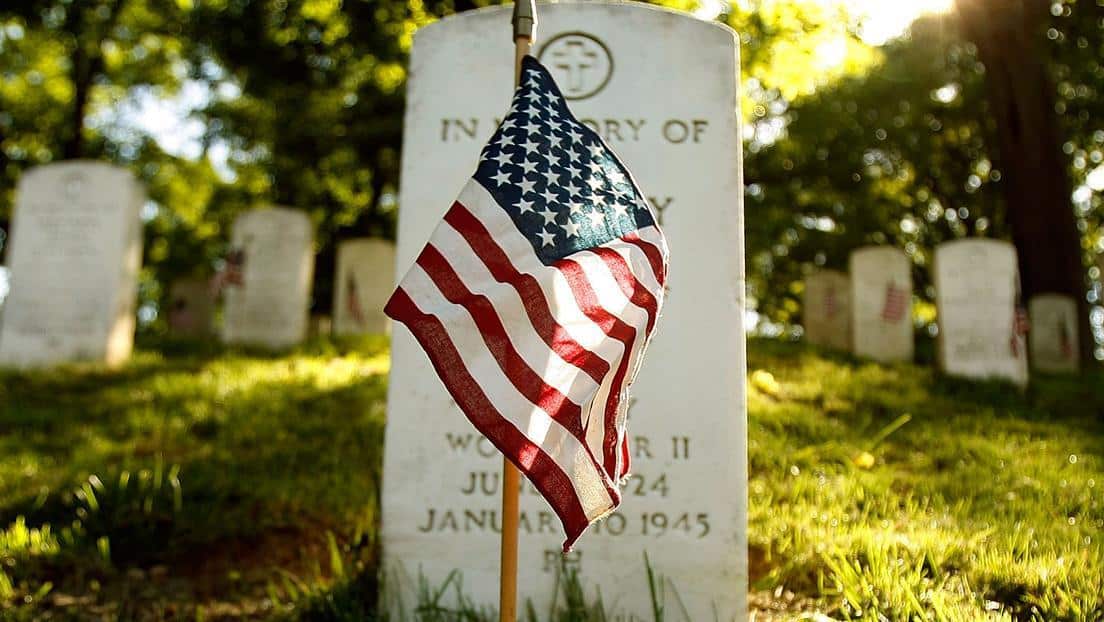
left=427, top=221, right=604, bottom=408
left=400, top=265, right=616, bottom=520
left=457, top=181, right=629, bottom=358
left=599, top=228, right=666, bottom=298
left=570, top=249, right=652, bottom=476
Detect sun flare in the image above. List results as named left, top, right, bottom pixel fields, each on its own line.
left=695, top=0, right=957, bottom=46
left=843, top=0, right=957, bottom=44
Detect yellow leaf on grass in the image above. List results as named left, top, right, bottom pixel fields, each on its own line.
left=750, top=370, right=782, bottom=398
left=852, top=451, right=876, bottom=469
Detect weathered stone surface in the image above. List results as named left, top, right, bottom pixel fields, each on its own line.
left=850, top=246, right=913, bottom=362
left=382, top=4, right=746, bottom=619
left=934, top=239, right=1028, bottom=386
left=1028, top=294, right=1079, bottom=373
left=0, top=161, right=143, bottom=368
left=333, top=238, right=395, bottom=336
left=803, top=269, right=851, bottom=352
left=221, top=207, right=314, bottom=349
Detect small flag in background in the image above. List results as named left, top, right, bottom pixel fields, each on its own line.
left=345, top=274, right=367, bottom=327
left=1010, top=307, right=1030, bottom=358
left=1059, top=318, right=1073, bottom=359
left=881, top=282, right=908, bottom=323
left=823, top=286, right=838, bottom=318
left=385, top=56, right=669, bottom=551
left=210, top=247, right=246, bottom=296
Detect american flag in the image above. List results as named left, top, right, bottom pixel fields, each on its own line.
left=1010, top=307, right=1030, bottom=358
left=385, top=56, right=668, bottom=551
left=210, top=247, right=246, bottom=296
left=881, top=281, right=908, bottom=323
left=1059, top=317, right=1073, bottom=359
left=823, top=285, right=838, bottom=318
left=345, top=274, right=367, bottom=327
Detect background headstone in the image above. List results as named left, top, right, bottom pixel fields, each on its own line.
left=333, top=238, right=395, bottom=336
left=1029, top=294, right=1079, bottom=373
left=933, top=239, right=1028, bottom=386
left=0, top=161, right=143, bottom=368
left=382, top=4, right=746, bottom=619
left=221, top=207, right=314, bottom=349
left=850, top=246, right=913, bottom=362
left=308, top=314, right=333, bottom=338
left=803, top=269, right=852, bottom=351
left=0, top=266, right=9, bottom=313
left=167, top=279, right=214, bottom=338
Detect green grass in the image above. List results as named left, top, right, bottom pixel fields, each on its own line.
left=0, top=336, right=391, bottom=619
left=747, top=341, right=1104, bottom=621
left=0, top=337, right=1101, bottom=620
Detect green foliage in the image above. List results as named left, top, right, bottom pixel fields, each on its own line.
left=744, top=1, right=1104, bottom=336
left=1, top=0, right=1101, bottom=341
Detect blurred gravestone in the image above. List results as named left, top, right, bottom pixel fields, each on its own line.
left=333, top=238, right=395, bottom=336
left=0, top=162, right=143, bottom=368
left=221, top=207, right=314, bottom=349
left=933, top=239, right=1028, bottom=386
left=1028, top=294, right=1079, bottom=373
left=850, top=247, right=913, bottom=362
left=382, top=4, right=746, bottom=619
left=309, top=315, right=333, bottom=338
left=803, top=269, right=851, bottom=351
left=167, top=279, right=214, bottom=338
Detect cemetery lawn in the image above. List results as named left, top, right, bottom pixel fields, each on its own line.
left=0, top=338, right=1100, bottom=621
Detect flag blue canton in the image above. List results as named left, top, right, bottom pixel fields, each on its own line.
left=473, top=56, right=656, bottom=266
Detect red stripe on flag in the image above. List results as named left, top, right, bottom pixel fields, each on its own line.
left=619, top=433, right=632, bottom=482
left=445, top=203, right=611, bottom=385
left=622, top=231, right=667, bottom=286
left=554, top=257, right=639, bottom=479
left=587, top=247, right=659, bottom=332
left=416, top=244, right=588, bottom=441
left=384, top=287, right=599, bottom=550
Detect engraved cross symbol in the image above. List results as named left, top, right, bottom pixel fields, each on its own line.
left=552, top=40, right=599, bottom=94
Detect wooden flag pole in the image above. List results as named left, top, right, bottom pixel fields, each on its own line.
left=501, top=6, right=535, bottom=621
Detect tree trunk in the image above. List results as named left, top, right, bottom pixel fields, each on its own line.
left=60, top=0, right=125, bottom=160
left=62, top=45, right=93, bottom=160
left=956, top=0, right=1092, bottom=364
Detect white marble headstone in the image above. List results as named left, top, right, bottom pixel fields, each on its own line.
left=1028, top=294, right=1079, bottom=373
left=803, top=269, right=851, bottom=352
left=167, top=279, right=214, bottom=338
left=849, top=247, right=913, bottom=362
left=0, top=161, right=143, bottom=368
left=382, top=3, right=746, bottom=619
left=933, top=239, right=1028, bottom=386
left=333, top=238, right=395, bottom=336
left=221, top=207, right=314, bottom=349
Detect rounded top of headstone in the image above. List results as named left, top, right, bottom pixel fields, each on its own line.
left=1030, top=293, right=1075, bottom=306
left=936, top=237, right=1015, bottom=256
left=411, top=1, right=738, bottom=104
left=935, top=238, right=1018, bottom=274
left=233, top=205, right=313, bottom=230
left=338, top=237, right=396, bottom=252
left=18, top=160, right=136, bottom=192
left=808, top=268, right=848, bottom=280
left=851, top=245, right=907, bottom=261
left=850, top=245, right=908, bottom=271
left=416, top=1, right=737, bottom=44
